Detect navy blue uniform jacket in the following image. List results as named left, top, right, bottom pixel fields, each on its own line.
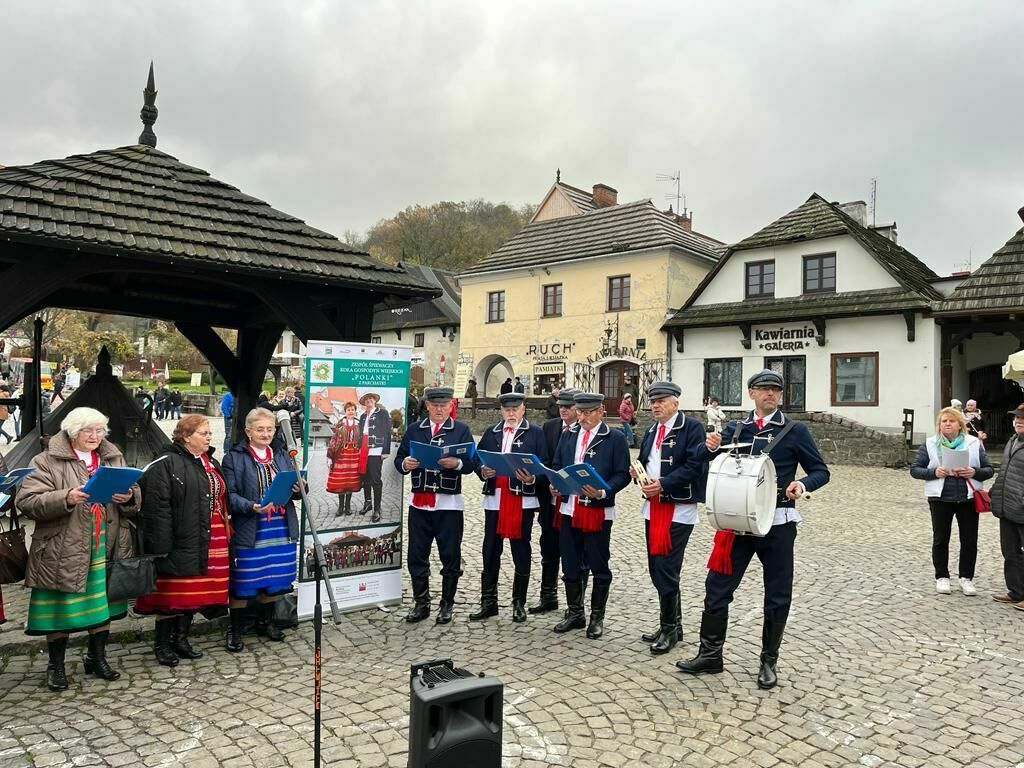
left=359, top=406, right=393, bottom=454
left=394, top=417, right=476, bottom=495
left=637, top=413, right=709, bottom=504
left=704, top=412, right=830, bottom=507
left=475, top=420, right=550, bottom=498
left=551, top=422, right=631, bottom=508
left=221, top=440, right=301, bottom=548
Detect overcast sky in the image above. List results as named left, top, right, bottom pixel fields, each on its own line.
left=3, top=1, right=1022, bottom=274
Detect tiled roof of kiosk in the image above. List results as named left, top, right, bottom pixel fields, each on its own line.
left=372, top=263, right=461, bottom=331
left=934, top=224, right=1024, bottom=314
left=0, top=144, right=431, bottom=294
left=462, top=199, right=723, bottom=276
left=664, top=287, right=931, bottom=328
left=731, top=194, right=942, bottom=299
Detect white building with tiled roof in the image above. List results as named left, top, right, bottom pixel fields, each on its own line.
left=458, top=174, right=722, bottom=411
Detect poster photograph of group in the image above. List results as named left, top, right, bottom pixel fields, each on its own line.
left=298, top=341, right=410, bottom=616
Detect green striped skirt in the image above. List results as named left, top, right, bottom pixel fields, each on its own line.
left=26, top=521, right=127, bottom=635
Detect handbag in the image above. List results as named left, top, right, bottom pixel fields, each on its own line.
left=274, top=590, right=299, bottom=628
left=0, top=505, right=28, bottom=584
left=969, top=479, right=991, bottom=514
left=106, top=518, right=158, bottom=602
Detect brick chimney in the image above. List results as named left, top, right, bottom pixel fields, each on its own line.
left=869, top=222, right=898, bottom=243
left=664, top=205, right=692, bottom=231
left=592, top=183, right=618, bottom=208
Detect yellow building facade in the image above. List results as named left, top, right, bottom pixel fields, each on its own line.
left=458, top=179, right=722, bottom=410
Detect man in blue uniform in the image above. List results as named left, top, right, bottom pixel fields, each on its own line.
left=471, top=392, right=550, bottom=622
left=360, top=392, right=393, bottom=522
left=630, top=381, right=708, bottom=655
left=394, top=387, right=476, bottom=625
left=532, top=387, right=579, bottom=614
left=676, top=369, right=830, bottom=689
left=551, top=391, right=631, bottom=639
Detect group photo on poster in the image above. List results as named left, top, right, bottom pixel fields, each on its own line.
left=301, top=525, right=402, bottom=580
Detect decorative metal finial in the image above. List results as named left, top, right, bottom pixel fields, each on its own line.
left=556, top=167, right=561, bottom=183
left=139, top=61, right=158, bottom=148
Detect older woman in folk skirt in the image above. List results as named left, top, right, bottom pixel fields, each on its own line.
left=221, top=407, right=300, bottom=652
left=135, top=414, right=230, bottom=666
left=326, top=401, right=368, bottom=517
left=17, top=407, right=140, bottom=691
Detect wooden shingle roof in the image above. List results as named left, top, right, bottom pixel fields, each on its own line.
left=462, top=199, right=723, bottom=277
left=0, top=144, right=431, bottom=296
left=934, top=223, right=1024, bottom=315
left=373, top=263, right=461, bottom=331
left=554, top=182, right=597, bottom=213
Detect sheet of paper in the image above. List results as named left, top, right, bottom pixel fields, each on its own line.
left=940, top=448, right=969, bottom=470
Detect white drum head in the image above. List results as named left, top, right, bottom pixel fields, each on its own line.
left=705, top=453, right=777, bottom=537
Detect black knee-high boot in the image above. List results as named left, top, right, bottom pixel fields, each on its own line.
left=170, top=613, right=203, bottom=659
left=153, top=618, right=180, bottom=667
left=46, top=637, right=70, bottom=691
left=225, top=607, right=245, bottom=652
left=256, top=601, right=284, bottom=641
left=757, top=609, right=789, bottom=690
left=675, top=610, right=728, bottom=674
left=83, top=630, right=121, bottom=680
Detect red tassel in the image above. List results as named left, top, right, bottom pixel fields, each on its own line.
left=495, top=476, right=524, bottom=539
left=412, top=492, right=436, bottom=508
left=552, top=493, right=562, bottom=530
left=571, top=499, right=605, bottom=532
left=647, top=499, right=675, bottom=555
left=357, top=435, right=369, bottom=475
left=707, top=530, right=735, bottom=575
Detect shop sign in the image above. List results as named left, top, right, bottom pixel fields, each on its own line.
left=754, top=325, right=816, bottom=352
left=534, top=362, right=565, bottom=375
left=585, top=347, right=647, bottom=365
left=525, top=342, right=575, bottom=359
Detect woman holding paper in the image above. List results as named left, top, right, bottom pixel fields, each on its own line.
left=326, top=402, right=367, bottom=516
left=17, top=407, right=140, bottom=691
left=221, top=407, right=300, bottom=652
left=910, top=407, right=994, bottom=596
left=135, top=415, right=230, bottom=666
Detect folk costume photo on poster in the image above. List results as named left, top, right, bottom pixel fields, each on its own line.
left=298, top=341, right=410, bottom=617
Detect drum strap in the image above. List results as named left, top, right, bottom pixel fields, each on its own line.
left=707, top=416, right=797, bottom=575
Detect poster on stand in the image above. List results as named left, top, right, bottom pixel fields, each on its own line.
left=299, top=340, right=410, bottom=617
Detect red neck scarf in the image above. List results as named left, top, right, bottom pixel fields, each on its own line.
left=82, top=450, right=103, bottom=550
left=411, top=423, right=444, bottom=509
left=572, top=429, right=604, bottom=532
left=647, top=423, right=674, bottom=555
left=495, top=426, right=524, bottom=539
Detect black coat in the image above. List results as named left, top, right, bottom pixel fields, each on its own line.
left=140, top=442, right=224, bottom=577
left=544, top=396, right=560, bottom=420
left=542, top=417, right=573, bottom=458
left=360, top=406, right=393, bottom=454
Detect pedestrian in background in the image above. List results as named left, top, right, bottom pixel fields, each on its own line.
left=220, top=389, right=235, bottom=453
left=991, top=403, right=1024, bottom=610
left=464, top=377, right=479, bottom=419
left=705, top=397, right=726, bottom=432
left=0, top=387, right=12, bottom=444
left=168, top=388, right=183, bottom=419
left=964, top=399, right=987, bottom=441
left=910, top=406, right=994, bottom=596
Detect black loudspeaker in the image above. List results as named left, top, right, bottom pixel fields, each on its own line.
left=407, top=658, right=503, bottom=767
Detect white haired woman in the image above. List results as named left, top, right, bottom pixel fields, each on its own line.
left=220, top=407, right=300, bottom=652
left=17, top=407, right=141, bottom=691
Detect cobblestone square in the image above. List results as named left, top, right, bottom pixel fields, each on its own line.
left=1, top=446, right=1021, bottom=768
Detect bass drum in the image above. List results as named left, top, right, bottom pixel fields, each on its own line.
left=704, top=452, right=777, bottom=537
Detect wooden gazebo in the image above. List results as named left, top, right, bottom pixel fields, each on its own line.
left=0, top=66, right=436, bottom=441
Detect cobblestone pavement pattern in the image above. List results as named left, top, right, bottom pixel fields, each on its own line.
left=0, top=421, right=1021, bottom=768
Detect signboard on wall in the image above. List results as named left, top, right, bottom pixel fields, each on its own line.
left=453, top=352, right=474, bottom=397
left=299, top=341, right=410, bottom=617
left=754, top=324, right=818, bottom=352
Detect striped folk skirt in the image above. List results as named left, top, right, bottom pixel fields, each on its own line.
left=135, top=510, right=230, bottom=614
left=26, top=522, right=127, bottom=636
left=229, top=512, right=296, bottom=599
left=326, top=447, right=363, bottom=493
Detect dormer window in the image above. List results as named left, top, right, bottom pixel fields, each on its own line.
left=745, top=260, right=775, bottom=298
left=803, top=253, right=836, bottom=293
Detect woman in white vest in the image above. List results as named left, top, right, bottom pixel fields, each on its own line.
left=910, top=407, right=994, bottom=596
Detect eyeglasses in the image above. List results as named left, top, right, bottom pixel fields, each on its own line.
left=249, top=427, right=277, bottom=434
left=193, top=431, right=213, bottom=437
left=80, top=428, right=107, bottom=437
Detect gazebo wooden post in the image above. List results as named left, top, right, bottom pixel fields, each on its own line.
left=233, top=323, right=285, bottom=443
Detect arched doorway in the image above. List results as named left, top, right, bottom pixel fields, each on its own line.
left=599, top=360, right=640, bottom=414
left=474, top=353, right=515, bottom=397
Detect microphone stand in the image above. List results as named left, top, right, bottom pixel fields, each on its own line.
left=277, top=414, right=342, bottom=768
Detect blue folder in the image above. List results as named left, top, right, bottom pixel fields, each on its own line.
left=410, top=441, right=476, bottom=471
left=81, top=456, right=168, bottom=504
left=259, top=470, right=299, bottom=507
left=477, top=451, right=546, bottom=478
left=0, top=467, right=35, bottom=493
left=540, top=463, right=611, bottom=496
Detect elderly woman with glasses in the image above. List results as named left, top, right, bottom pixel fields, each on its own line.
left=134, top=414, right=230, bottom=666
left=220, top=407, right=300, bottom=652
left=17, top=407, right=140, bottom=691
